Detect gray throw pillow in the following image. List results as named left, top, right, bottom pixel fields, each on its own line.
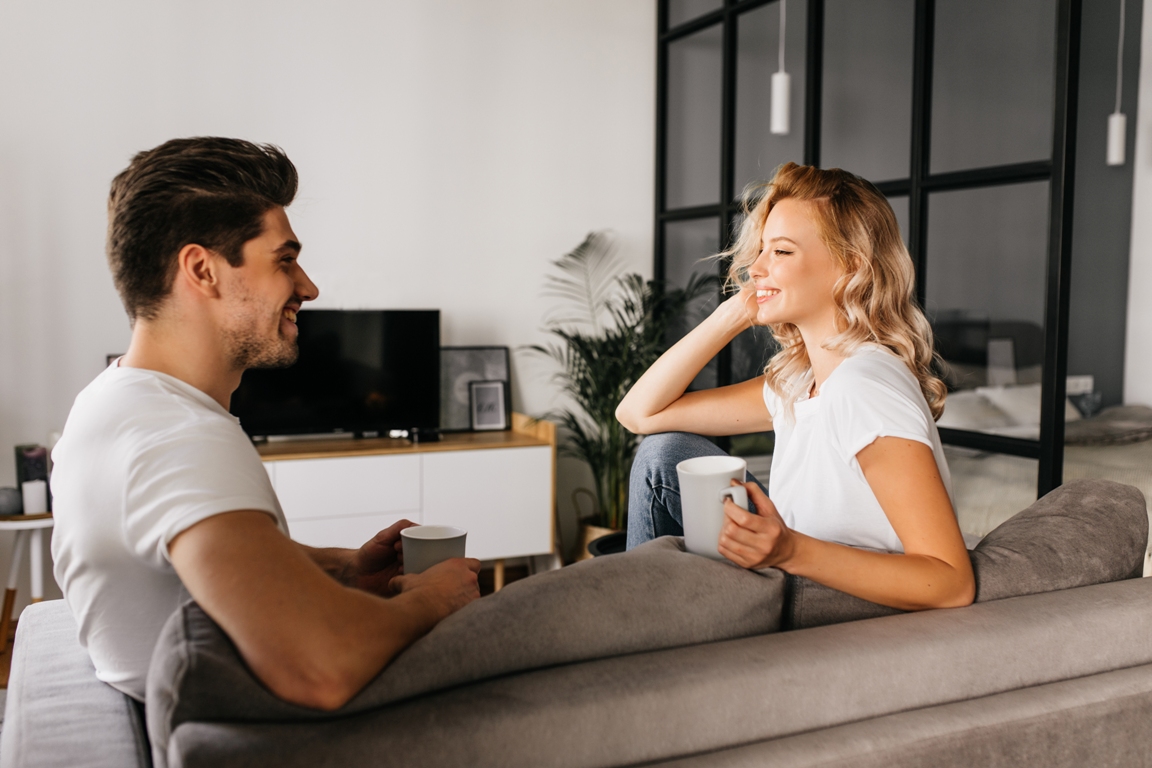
left=784, top=478, right=1148, bottom=630
left=970, top=477, right=1147, bottom=600
left=146, top=536, right=785, bottom=762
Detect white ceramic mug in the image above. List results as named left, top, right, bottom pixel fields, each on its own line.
left=401, top=525, right=468, bottom=574
left=676, top=456, right=749, bottom=560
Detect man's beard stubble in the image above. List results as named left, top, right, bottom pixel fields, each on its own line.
left=223, top=316, right=299, bottom=370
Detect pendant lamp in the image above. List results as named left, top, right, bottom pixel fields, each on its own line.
left=771, top=0, right=790, bottom=135
left=1107, top=0, right=1126, bottom=166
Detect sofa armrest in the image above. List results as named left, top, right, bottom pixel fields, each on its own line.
left=0, top=600, right=151, bottom=768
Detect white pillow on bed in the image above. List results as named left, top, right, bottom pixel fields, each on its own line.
left=938, top=390, right=1015, bottom=431
left=939, top=385, right=1081, bottom=438
left=976, top=383, right=1081, bottom=427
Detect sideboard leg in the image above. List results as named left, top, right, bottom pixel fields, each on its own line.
left=493, top=559, right=505, bottom=592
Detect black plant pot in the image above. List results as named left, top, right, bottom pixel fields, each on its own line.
left=587, top=530, right=627, bottom=557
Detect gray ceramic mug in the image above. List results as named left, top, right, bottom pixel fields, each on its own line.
left=400, top=525, right=468, bottom=574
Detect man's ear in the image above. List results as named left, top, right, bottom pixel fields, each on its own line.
left=176, top=244, right=223, bottom=299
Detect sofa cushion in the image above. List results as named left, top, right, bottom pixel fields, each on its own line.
left=0, top=600, right=151, bottom=768
left=784, top=478, right=1148, bottom=629
left=146, top=536, right=785, bottom=766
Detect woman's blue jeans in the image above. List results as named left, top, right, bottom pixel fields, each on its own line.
left=626, top=432, right=768, bottom=550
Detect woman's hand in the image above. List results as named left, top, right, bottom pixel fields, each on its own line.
left=718, top=480, right=796, bottom=569
left=715, top=282, right=759, bottom=333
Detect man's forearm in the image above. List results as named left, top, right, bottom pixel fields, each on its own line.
left=297, top=543, right=356, bottom=585
left=170, top=512, right=446, bottom=710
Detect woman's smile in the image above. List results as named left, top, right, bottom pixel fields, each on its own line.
left=755, top=287, right=781, bottom=304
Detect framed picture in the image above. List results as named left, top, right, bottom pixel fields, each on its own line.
left=440, top=346, right=511, bottom=432
left=469, top=381, right=509, bottom=431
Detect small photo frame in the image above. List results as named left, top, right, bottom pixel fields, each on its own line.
left=469, top=381, right=509, bottom=431
left=441, top=346, right=511, bottom=432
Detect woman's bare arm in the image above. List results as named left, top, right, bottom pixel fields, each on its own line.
left=718, top=437, right=974, bottom=610
left=616, top=286, right=772, bottom=436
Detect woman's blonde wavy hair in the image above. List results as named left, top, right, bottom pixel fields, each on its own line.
left=724, top=162, right=947, bottom=421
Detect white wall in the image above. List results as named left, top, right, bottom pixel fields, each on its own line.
left=0, top=0, right=656, bottom=609
left=1127, top=0, right=1152, bottom=405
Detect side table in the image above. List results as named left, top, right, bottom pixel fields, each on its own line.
left=0, top=513, right=54, bottom=646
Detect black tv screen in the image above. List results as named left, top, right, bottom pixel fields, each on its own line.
left=230, top=309, right=440, bottom=439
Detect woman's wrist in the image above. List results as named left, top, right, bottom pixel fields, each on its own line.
left=768, top=530, right=810, bottom=573
left=712, top=294, right=754, bottom=337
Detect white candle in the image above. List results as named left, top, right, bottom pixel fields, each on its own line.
left=22, top=480, right=47, bottom=515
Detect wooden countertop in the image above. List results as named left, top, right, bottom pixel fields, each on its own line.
left=257, top=413, right=556, bottom=461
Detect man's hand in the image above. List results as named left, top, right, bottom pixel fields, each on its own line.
left=717, top=480, right=796, bottom=570
left=389, top=558, right=482, bottom=624
left=343, top=519, right=416, bottom=596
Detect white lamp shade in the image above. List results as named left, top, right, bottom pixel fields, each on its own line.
left=1107, top=112, right=1126, bottom=166
left=771, top=71, right=791, bottom=136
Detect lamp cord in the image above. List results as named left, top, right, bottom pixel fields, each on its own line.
left=1115, top=0, right=1125, bottom=115
left=779, top=0, right=787, bottom=74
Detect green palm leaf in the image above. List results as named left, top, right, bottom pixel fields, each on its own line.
left=529, top=232, right=718, bottom=530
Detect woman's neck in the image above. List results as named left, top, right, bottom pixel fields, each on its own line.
left=798, top=319, right=847, bottom=397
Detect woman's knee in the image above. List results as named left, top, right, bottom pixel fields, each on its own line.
left=632, top=432, right=727, bottom=477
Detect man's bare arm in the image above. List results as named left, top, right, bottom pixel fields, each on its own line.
left=297, top=544, right=356, bottom=583
left=168, top=511, right=480, bottom=711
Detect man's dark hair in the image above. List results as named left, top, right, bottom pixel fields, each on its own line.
left=107, top=137, right=298, bottom=321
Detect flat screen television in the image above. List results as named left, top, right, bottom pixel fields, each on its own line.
left=230, top=309, right=440, bottom=439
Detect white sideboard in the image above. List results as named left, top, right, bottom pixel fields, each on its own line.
left=258, top=414, right=556, bottom=563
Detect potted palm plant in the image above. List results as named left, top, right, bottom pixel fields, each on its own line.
left=530, top=232, right=716, bottom=559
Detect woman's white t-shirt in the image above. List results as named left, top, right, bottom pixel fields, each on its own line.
left=763, top=344, right=954, bottom=553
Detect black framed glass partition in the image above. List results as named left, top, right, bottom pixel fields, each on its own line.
left=655, top=0, right=1082, bottom=495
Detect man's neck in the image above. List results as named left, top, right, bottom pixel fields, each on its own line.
left=120, top=316, right=242, bottom=410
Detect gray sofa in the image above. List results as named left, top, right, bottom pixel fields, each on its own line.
left=4, top=479, right=1151, bottom=768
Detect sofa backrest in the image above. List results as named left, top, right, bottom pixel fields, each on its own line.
left=168, top=577, right=1152, bottom=768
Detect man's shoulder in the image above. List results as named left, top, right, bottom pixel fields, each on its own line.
left=65, top=367, right=242, bottom=460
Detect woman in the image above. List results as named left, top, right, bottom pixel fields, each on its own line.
left=615, top=163, right=973, bottom=611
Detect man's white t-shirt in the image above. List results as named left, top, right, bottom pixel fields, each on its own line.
left=50, top=363, right=288, bottom=700
left=763, top=344, right=954, bottom=553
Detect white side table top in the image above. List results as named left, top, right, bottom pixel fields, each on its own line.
left=0, top=514, right=54, bottom=531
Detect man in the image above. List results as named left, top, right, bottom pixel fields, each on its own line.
left=50, top=137, right=481, bottom=710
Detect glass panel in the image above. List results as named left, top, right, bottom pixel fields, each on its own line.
left=887, top=195, right=909, bottom=247
left=666, top=24, right=724, bottom=209
left=926, top=181, right=1050, bottom=438
left=931, top=0, right=1056, bottom=174
left=821, top=0, right=914, bottom=182
left=733, top=0, right=806, bottom=199
left=664, top=217, right=721, bottom=389
left=731, top=326, right=777, bottom=384
left=668, top=0, right=723, bottom=28
left=729, top=328, right=777, bottom=465
left=948, top=448, right=1038, bottom=538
